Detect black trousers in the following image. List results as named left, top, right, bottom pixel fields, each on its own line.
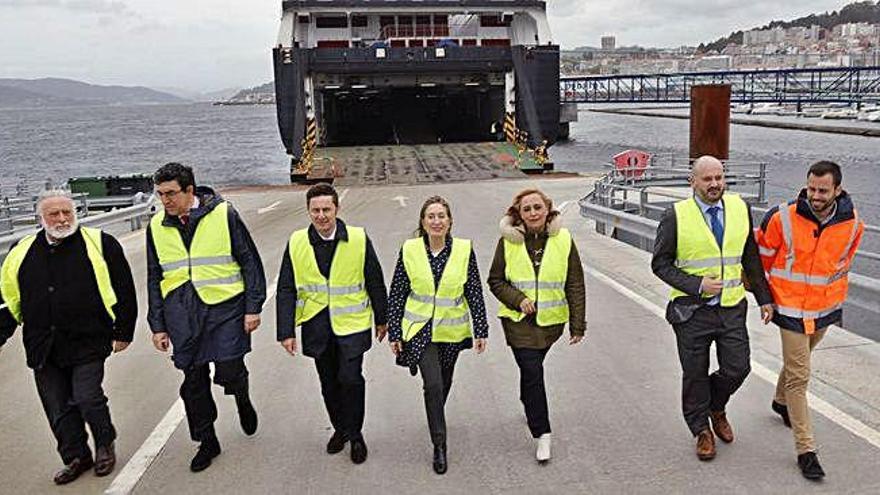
left=511, top=347, right=552, bottom=438
left=315, top=338, right=366, bottom=441
left=180, top=357, right=249, bottom=442
left=673, top=305, right=751, bottom=436
left=34, top=359, right=116, bottom=464
left=418, top=344, right=457, bottom=447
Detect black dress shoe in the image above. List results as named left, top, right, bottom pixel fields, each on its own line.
left=190, top=437, right=221, bottom=473
left=326, top=431, right=349, bottom=454
left=350, top=438, right=368, bottom=464
left=53, top=456, right=94, bottom=485
left=798, top=452, right=825, bottom=480
left=236, top=395, right=258, bottom=436
left=94, top=442, right=116, bottom=477
left=433, top=444, right=448, bottom=475
left=772, top=401, right=792, bottom=428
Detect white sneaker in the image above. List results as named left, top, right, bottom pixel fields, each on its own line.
left=536, top=433, right=551, bottom=463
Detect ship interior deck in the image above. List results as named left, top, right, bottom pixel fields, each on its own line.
left=319, top=85, right=505, bottom=146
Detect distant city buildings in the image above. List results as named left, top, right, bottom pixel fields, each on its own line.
left=601, top=36, right=616, bottom=50
left=562, top=23, right=880, bottom=76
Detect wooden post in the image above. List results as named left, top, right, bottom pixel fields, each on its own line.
left=690, top=84, right=731, bottom=162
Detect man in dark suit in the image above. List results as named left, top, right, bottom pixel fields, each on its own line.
left=651, top=156, right=774, bottom=461
left=276, top=183, right=388, bottom=465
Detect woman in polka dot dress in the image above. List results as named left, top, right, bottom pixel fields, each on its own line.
left=387, top=195, right=489, bottom=475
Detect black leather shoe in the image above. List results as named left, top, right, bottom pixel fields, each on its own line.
left=53, top=456, right=94, bottom=485
left=190, top=437, right=221, bottom=473
left=433, top=444, right=448, bottom=475
left=326, top=431, right=348, bottom=454
left=236, top=395, right=258, bottom=436
left=772, top=401, right=792, bottom=428
left=350, top=438, right=368, bottom=464
left=798, top=452, right=825, bottom=480
left=94, top=443, right=116, bottom=477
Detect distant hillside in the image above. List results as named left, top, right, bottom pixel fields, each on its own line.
left=216, top=82, right=275, bottom=105
left=0, top=78, right=186, bottom=108
left=699, top=1, right=880, bottom=53
left=0, top=86, right=87, bottom=108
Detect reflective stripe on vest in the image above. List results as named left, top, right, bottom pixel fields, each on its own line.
left=767, top=202, right=862, bottom=333
left=497, top=228, right=571, bottom=326
left=401, top=237, right=472, bottom=343
left=150, top=201, right=244, bottom=304
left=289, top=225, right=372, bottom=336
left=670, top=194, right=749, bottom=307
left=0, top=227, right=117, bottom=324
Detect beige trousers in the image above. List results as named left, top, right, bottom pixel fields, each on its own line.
left=774, top=327, right=826, bottom=454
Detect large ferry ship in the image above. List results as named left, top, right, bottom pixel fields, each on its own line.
left=272, top=0, right=564, bottom=183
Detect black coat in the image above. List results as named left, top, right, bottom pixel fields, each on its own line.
left=0, top=228, right=138, bottom=369
left=275, top=219, right=388, bottom=360
left=651, top=199, right=772, bottom=326
left=146, top=187, right=266, bottom=369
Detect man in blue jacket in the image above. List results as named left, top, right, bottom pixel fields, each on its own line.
left=146, top=162, right=266, bottom=472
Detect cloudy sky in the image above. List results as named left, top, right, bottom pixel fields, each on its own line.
left=0, top=0, right=852, bottom=92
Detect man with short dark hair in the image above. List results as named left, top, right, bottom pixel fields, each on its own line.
left=757, top=160, right=864, bottom=480
left=0, top=190, right=137, bottom=484
left=146, top=162, right=266, bottom=472
left=276, top=183, right=388, bottom=464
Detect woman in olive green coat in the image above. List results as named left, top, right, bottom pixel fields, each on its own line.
left=487, top=188, right=586, bottom=463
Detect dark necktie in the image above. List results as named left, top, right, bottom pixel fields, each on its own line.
left=179, top=214, right=189, bottom=226
left=707, top=206, right=723, bottom=247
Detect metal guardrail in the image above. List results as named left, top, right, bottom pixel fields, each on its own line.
left=579, top=196, right=880, bottom=314
left=0, top=197, right=156, bottom=264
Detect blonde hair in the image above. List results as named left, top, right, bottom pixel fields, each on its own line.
left=415, top=195, right=453, bottom=238
left=505, top=188, right=558, bottom=228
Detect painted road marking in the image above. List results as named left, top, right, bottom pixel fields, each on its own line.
left=106, top=273, right=281, bottom=494
left=104, top=399, right=185, bottom=495
left=265, top=274, right=279, bottom=303
left=339, top=188, right=349, bottom=203
left=392, top=196, right=408, bottom=208
left=258, top=201, right=282, bottom=215
left=585, top=265, right=880, bottom=452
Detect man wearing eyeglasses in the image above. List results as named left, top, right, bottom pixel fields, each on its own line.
left=146, top=162, right=266, bottom=472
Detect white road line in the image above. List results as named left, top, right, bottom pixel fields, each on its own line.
left=585, top=265, right=880, bottom=452
left=339, top=188, right=349, bottom=202
left=558, top=200, right=574, bottom=213
left=258, top=201, right=282, bottom=215
left=105, top=273, right=282, bottom=494
left=265, top=275, right=280, bottom=303
left=104, top=399, right=186, bottom=495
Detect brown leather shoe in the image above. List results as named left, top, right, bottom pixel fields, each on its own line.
left=53, top=457, right=94, bottom=485
left=94, top=442, right=116, bottom=477
left=710, top=411, right=734, bottom=443
left=696, top=429, right=716, bottom=461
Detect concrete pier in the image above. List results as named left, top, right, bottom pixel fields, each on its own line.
left=1, top=177, right=879, bottom=494
left=590, top=108, right=880, bottom=137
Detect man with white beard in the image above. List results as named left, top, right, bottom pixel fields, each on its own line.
left=0, top=190, right=137, bottom=485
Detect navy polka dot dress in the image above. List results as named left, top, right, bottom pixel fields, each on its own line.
left=388, top=236, right=489, bottom=370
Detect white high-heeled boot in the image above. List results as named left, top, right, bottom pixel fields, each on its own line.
left=536, top=433, right=551, bottom=463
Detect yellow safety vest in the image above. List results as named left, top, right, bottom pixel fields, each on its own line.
left=401, top=237, right=472, bottom=343
left=289, top=225, right=373, bottom=336
left=670, top=194, right=749, bottom=307
left=0, top=227, right=117, bottom=324
left=150, top=201, right=244, bottom=304
left=498, top=228, right=571, bottom=326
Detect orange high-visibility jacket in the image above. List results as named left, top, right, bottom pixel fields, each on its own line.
left=756, top=190, right=863, bottom=334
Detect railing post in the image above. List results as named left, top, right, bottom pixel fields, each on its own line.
left=758, top=162, right=767, bottom=204
left=0, top=198, right=12, bottom=236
